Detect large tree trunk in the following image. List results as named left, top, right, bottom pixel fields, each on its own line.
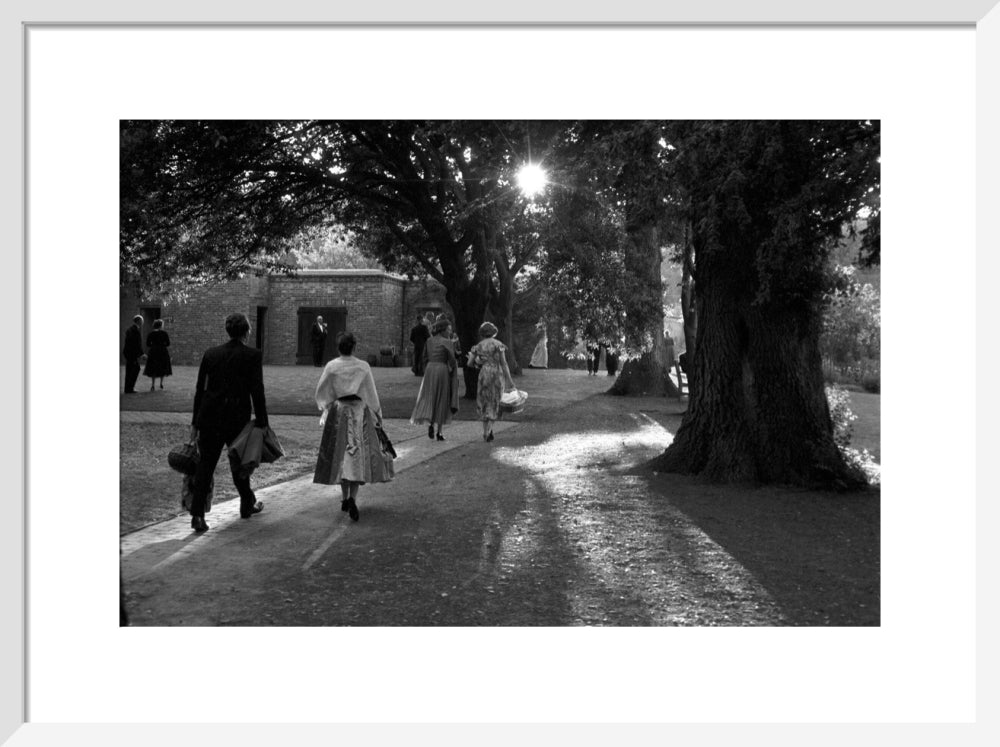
left=445, top=281, right=489, bottom=400
left=492, top=262, right=522, bottom=375
left=652, top=283, right=866, bottom=488
left=680, top=222, right=697, bottom=392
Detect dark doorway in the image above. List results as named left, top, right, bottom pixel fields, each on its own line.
left=140, top=306, right=161, bottom=324
left=297, top=307, right=347, bottom=365
left=256, top=306, right=267, bottom=351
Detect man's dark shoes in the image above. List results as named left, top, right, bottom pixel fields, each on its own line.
left=191, top=516, right=209, bottom=533
left=346, top=498, right=359, bottom=522
left=240, top=501, right=264, bottom=519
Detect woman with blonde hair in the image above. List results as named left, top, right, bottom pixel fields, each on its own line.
left=409, top=316, right=459, bottom=441
left=468, top=321, right=515, bottom=442
left=314, top=332, right=393, bottom=522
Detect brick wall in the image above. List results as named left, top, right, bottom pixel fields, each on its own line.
left=122, top=271, right=425, bottom=367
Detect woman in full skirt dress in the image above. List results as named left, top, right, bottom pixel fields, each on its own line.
left=528, top=319, right=548, bottom=369
left=313, top=332, right=393, bottom=522
left=468, top=321, right=515, bottom=443
left=409, top=317, right=459, bottom=441
left=142, top=319, right=173, bottom=390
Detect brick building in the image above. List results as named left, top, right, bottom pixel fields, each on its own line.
left=120, top=270, right=451, bottom=367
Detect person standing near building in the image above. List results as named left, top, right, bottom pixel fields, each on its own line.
left=310, top=315, right=328, bottom=367
left=143, top=319, right=173, bottom=390
left=187, top=312, right=269, bottom=533
left=409, top=313, right=430, bottom=377
left=122, top=314, right=144, bottom=394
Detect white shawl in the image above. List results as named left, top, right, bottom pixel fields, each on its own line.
left=315, top=355, right=382, bottom=417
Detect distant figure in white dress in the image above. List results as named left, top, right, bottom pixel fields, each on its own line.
left=528, top=319, right=548, bottom=369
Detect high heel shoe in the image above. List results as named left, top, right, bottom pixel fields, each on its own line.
left=428, top=425, right=434, bottom=440
left=345, top=497, right=359, bottom=522
left=191, top=516, right=209, bottom=533
left=486, top=431, right=494, bottom=442
left=436, top=433, right=445, bottom=441
left=341, top=498, right=350, bottom=512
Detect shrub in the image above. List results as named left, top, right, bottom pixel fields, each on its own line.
left=825, top=384, right=879, bottom=485
left=825, top=384, right=857, bottom=450
left=821, top=265, right=880, bottom=370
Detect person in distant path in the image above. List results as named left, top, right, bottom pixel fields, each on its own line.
left=122, top=314, right=144, bottom=394
left=409, top=313, right=430, bottom=376
left=528, top=318, right=548, bottom=369
left=188, top=312, right=269, bottom=533
left=468, top=322, right=515, bottom=443
left=143, top=319, right=173, bottom=390
left=410, top=317, right=459, bottom=441
left=597, top=340, right=608, bottom=374
left=310, top=315, right=328, bottom=367
left=585, top=341, right=600, bottom=376
left=314, top=332, right=393, bottom=522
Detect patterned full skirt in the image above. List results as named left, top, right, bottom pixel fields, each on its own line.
left=313, top=400, right=394, bottom=485
left=476, top=363, right=505, bottom=421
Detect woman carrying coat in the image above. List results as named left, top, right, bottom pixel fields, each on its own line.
left=313, top=332, right=393, bottom=522
left=409, top=317, right=459, bottom=441
left=468, top=321, right=515, bottom=443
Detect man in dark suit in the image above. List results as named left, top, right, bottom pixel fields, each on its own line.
left=188, top=312, right=269, bottom=532
left=310, top=315, right=328, bottom=367
left=409, top=313, right=430, bottom=376
left=122, top=314, right=144, bottom=393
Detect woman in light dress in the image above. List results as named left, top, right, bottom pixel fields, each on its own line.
left=409, top=317, right=459, bottom=441
left=313, top=332, right=393, bottom=522
left=468, top=322, right=515, bottom=443
left=528, top=318, right=548, bottom=369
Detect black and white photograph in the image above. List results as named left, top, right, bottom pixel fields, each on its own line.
left=118, top=119, right=882, bottom=627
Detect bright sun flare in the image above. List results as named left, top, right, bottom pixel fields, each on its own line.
left=516, top=162, right=548, bottom=197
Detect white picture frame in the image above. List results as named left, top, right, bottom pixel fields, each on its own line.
left=4, top=0, right=997, bottom=744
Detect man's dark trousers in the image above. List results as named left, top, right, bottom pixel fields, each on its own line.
left=124, top=357, right=141, bottom=392
left=192, top=424, right=258, bottom=517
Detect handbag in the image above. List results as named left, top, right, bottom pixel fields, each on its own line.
left=167, top=440, right=199, bottom=476
left=375, top=424, right=397, bottom=459
left=499, top=388, right=527, bottom=415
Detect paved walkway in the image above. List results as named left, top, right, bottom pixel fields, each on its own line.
left=120, top=416, right=516, bottom=567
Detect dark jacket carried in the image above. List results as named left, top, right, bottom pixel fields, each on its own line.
left=123, top=325, right=143, bottom=360
left=192, top=339, right=269, bottom=436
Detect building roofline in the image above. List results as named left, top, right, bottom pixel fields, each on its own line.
left=273, top=268, right=408, bottom=282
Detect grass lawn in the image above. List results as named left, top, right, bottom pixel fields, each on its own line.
left=120, top=421, right=322, bottom=534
